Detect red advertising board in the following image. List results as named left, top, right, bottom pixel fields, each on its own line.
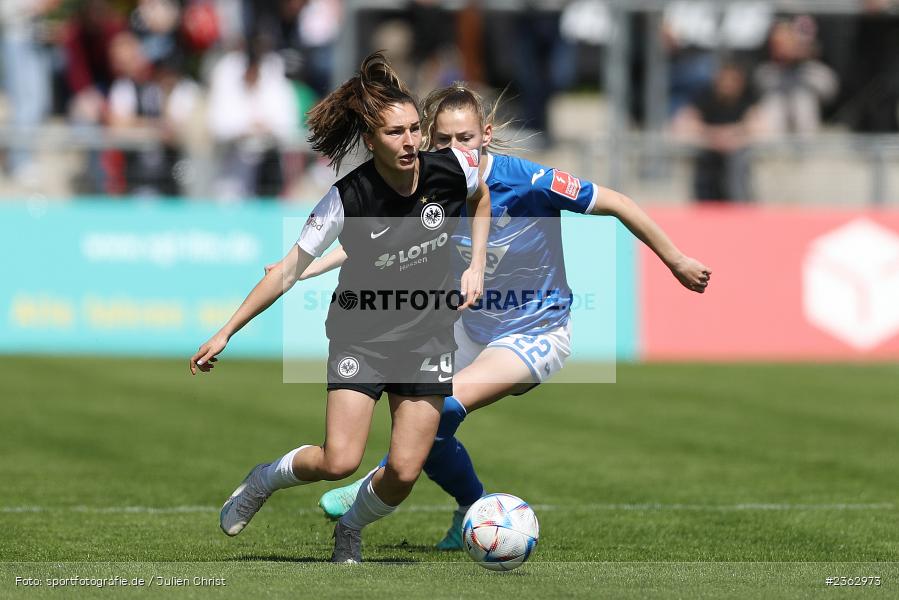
left=640, top=206, right=899, bottom=360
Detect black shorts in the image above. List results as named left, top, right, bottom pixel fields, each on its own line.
left=326, top=333, right=456, bottom=401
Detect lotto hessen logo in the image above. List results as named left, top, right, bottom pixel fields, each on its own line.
left=550, top=170, right=580, bottom=201
left=375, top=253, right=396, bottom=269
left=373, top=233, right=449, bottom=270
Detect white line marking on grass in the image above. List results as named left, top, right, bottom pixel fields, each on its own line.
left=532, top=503, right=897, bottom=512
left=0, top=506, right=217, bottom=514
left=72, top=505, right=218, bottom=514
left=1, top=503, right=894, bottom=515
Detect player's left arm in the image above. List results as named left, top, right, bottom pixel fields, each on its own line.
left=591, top=187, right=712, bottom=293
left=460, top=178, right=490, bottom=309
left=451, top=146, right=488, bottom=310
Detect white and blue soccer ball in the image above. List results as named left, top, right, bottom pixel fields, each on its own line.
left=462, top=493, right=539, bottom=571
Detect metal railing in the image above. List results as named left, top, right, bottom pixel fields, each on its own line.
left=1, top=122, right=895, bottom=204
left=562, top=130, right=899, bottom=205
left=0, top=122, right=313, bottom=199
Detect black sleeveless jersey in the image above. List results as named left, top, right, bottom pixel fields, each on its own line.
left=297, top=147, right=481, bottom=344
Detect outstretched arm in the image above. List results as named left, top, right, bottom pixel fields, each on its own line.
left=591, top=187, right=712, bottom=293
left=265, top=245, right=347, bottom=280
left=190, top=244, right=315, bottom=374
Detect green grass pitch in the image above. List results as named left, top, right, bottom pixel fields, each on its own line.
left=1, top=356, right=897, bottom=598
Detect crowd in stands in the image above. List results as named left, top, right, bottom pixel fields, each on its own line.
left=0, top=0, right=340, bottom=198
left=1, top=0, right=898, bottom=202
left=664, top=0, right=898, bottom=201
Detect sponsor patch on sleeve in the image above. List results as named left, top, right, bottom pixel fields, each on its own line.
left=549, top=170, right=581, bottom=200
left=460, top=148, right=479, bottom=168
left=305, top=212, right=323, bottom=230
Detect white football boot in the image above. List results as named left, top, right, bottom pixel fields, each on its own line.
left=219, top=463, right=272, bottom=536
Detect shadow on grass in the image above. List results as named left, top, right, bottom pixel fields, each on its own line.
left=233, top=555, right=324, bottom=563
left=377, top=539, right=445, bottom=554
left=233, top=555, right=416, bottom=564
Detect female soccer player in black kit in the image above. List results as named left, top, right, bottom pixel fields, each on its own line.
left=189, top=52, right=491, bottom=562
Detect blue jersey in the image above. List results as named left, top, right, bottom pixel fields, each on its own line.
left=453, top=153, right=597, bottom=344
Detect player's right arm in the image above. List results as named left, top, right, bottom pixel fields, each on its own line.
left=264, top=245, right=347, bottom=280
left=525, top=158, right=711, bottom=294
left=191, top=187, right=344, bottom=374
left=591, top=186, right=711, bottom=293
left=190, top=245, right=315, bottom=374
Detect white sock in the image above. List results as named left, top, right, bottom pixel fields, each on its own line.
left=339, top=473, right=395, bottom=531
left=358, top=465, right=380, bottom=485
left=262, top=445, right=313, bottom=492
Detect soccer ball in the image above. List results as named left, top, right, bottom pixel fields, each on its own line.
left=462, top=493, right=539, bottom=571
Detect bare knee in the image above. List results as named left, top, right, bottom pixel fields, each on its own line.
left=319, top=453, right=361, bottom=481
left=385, top=460, right=422, bottom=488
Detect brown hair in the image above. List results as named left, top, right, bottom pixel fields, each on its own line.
left=307, top=52, right=417, bottom=171
left=420, top=82, right=514, bottom=153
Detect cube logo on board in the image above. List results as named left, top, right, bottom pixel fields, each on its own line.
left=802, top=218, right=899, bottom=350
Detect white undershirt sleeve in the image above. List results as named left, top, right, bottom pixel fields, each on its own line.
left=450, top=147, right=481, bottom=199
left=296, top=186, right=344, bottom=257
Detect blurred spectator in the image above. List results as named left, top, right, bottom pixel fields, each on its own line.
left=673, top=61, right=764, bottom=202
left=62, top=0, right=126, bottom=117
left=238, top=0, right=324, bottom=128
left=754, top=17, right=838, bottom=136
left=242, top=0, right=339, bottom=97
left=61, top=0, right=126, bottom=193
left=128, top=0, right=180, bottom=64
left=846, top=0, right=899, bottom=133
left=510, top=2, right=576, bottom=141
left=207, top=40, right=298, bottom=199
left=456, top=0, right=486, bottom=84
left=181, top=0, right=221, bottom=55
left=663, top=3, right=721, bottom=117
left=107, top=33, right=201, bottom=196
left=663, top=2, right=772, bottom=115
left=293, top=0, right=341, bottom=96
left=371, top=20, right=416, bottom=88
left=1, top=0, right=59, bottom=182
left=409, top=0, right=463, bottom=95
left=251, top=0, right=305, bottom=79
left=366, top=11, right=460, bottom=99
left=416, top=45, right=464, bottom=98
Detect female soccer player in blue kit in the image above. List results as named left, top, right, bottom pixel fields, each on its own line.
left=303, top=83, right=712, bottom=550
left=189, top=60, right=491, bottom=562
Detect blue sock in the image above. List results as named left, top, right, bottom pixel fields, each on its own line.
left=435, top=396, right=467, bottom=441
left=425, top=437, right=484, bottom=506
left=423, top=396, right=484, bottom=506
left=378, top=395, right=467, bottom=469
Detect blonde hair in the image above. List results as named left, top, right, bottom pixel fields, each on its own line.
left=307, top=51, right=417, bottom=171
left=420, top=82, right=515, bottom=153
